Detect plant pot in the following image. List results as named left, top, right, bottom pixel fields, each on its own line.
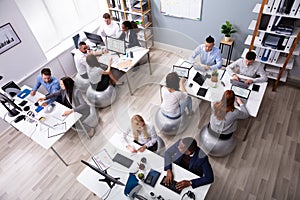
left=211, top=75, right=218, bottom=83
left=224, top=36, right=231, bottom=42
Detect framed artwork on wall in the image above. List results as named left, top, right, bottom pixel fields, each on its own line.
left=0, top=23, right=21, bottom=54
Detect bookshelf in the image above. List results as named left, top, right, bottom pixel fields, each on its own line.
left=106, top=0, right=154, bottom=49
left=245, top=0, right=300, bottom=90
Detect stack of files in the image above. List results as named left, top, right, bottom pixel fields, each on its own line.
left=133, top=0, right=148, bottom=11
left=262, top=33, right=284, bottom=49
left=272, top=17, right=294, bottom=35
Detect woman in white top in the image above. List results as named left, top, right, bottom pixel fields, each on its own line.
left=122, top=115, right=158, bottom=153
left=86, top=54, right=122, bottom=91
left=161, top=72, right=192, bottom=118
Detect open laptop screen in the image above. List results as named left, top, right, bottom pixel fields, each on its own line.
left=231, top=85, right=251, bottom=99
left=172, top=65, right=190, bottom=78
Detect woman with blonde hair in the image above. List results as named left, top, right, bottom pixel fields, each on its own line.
left=122, top=114, right=158, bottom=153
left=209, top=90, right=249, bottom=139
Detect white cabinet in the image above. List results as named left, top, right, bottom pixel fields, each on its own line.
left=244, top=1, right=300, bottom=83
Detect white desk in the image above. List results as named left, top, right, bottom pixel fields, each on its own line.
left=98, top=46, right=151, bottom=95
left=0, top=85, right=81, bottom=166
left=77, top=133, right=211, bottom=200
left=166, top=59, right=268, bottom=118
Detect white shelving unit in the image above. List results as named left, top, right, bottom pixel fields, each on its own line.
left=106, top=0, right=153, bottom=49
left=244, top=0, right=300, bottom=84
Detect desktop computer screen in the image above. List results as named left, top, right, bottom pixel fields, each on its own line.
left=106, top=36, right=126, bottom=55
left=84, top=32, right=104, bottom=46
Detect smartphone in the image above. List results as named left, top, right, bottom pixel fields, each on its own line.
left=252, top=84, right=260, bottom=92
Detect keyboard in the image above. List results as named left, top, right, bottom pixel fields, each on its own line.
left=112, top=153, right=133, bottom=168
left=230, top=79, right=249, bottom=89
left=160, top=176, right=182, bottom=194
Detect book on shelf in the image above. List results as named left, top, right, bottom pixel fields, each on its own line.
left=92, top=149, right=113, bottom=171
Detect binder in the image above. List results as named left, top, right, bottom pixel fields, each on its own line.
left=296, top=2, right=300, bottom=17
left=258, top=32, right=265, bottom=44
left=271, top=0, right=282, bottom=14
left=272, top=51, right=280, bottom=63
left=268, top=50, right=276, bottom=62
left=266, top=15, right=277, bottom=31
left=255, top=47, right=261, bottom=58
left=266, top=0, right=275, bottom=12
left=262, top=49, right=271, bottom=61
left=258, top=47, right=265, bottom=59
left=284, top=37, right=295, bottom=51
left=290, top=0, right=300, bottom=15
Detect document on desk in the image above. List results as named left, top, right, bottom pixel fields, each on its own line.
left=92, top=149, right=113, bottom=171
left=117, top=59, right=132, bottom=69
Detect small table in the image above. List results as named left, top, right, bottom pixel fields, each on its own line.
left=219, top=38, right=234, bottom=67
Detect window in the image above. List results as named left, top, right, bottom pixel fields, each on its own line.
left=15, top=0, right=107, bottom=53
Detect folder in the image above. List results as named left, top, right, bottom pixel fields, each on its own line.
left=258, top=47, right=265, bottom=59
left=284, top=37, right=295, bottom=51
left=258, top=32, right=265, bottom=44
left=272, top=51, right=280, bottom=63
left=297, top=2, right=300, bottom=17
left=290, top=0, right=300, bottom=15
left=266, top=0, right=275, bottom=12
left=267, top=15, right=277, bottom=31
left=262, top=49, right=271, bottom=61
left=271, top=0, right=282, bottom=14
left=268, top=50, right=276, bottom=62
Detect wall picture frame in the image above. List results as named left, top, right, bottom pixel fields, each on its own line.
left=0, top=23, right=21, bottom=54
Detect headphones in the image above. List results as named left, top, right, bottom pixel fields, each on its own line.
left=181, top=190, right=195, bottom=200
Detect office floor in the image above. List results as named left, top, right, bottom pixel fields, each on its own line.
left=0, top=48, right=299, bottom=200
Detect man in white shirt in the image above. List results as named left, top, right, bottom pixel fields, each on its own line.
left=227, top=51, right=267, bottom=84
left=73, top=41, right=90, bottom=79
left=97, top=13, right=121, bottom=42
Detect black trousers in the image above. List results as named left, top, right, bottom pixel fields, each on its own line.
left=134, top=140, right=158, bottom=152
left=91, top=75, right=110, bottom=91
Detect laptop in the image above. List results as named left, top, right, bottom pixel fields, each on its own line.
left=172, top=65, right=191, bottom=78
left=231, top=85, right=251, bottom=102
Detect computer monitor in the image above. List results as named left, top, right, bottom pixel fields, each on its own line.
left=72, top=33, right=80, bottom=49
left=84, top=31, right=105, bottom=46
left=106, top=36, right=126, bottom=55
left=1, top=81, right=21, bottom=98
left=0, top=92, right=22, bottom=117
left=81, top=160, right=125, bottom=189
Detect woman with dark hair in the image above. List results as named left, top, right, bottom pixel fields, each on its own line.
left=160, top=72, right=192, bottom=118
left=209, top=90, right=249, bottom=139
left=122, top=114, right=158, bottom=153
left=119, top=20, right=141, bottom=48
left=37, top=76, right=95, bottom=137
left=86, top=54, right=122, bottom=91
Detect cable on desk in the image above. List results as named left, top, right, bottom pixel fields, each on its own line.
left=102, top=188, right=112, bottom=200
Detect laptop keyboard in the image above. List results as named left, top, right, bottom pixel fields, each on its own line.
left=230, top=79, right=249, bottom=89
left=160, top=176, right=182, bottom=194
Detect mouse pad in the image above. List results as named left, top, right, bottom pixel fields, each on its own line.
left=197, top=88, right=208, bottom=97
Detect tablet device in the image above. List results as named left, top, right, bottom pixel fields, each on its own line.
left=193, top=72, right=206, bottom=86
left=197, top=88, right=208, bottom=97
left=252, top=84, right=260, bottom=92
left=231, top=85, right=251, bottom=99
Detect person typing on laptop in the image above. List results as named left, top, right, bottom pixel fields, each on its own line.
left=163, top=137, right=214, bottom=190
left=227, top=51, right=267, bottom=84
left=189, top=35, right=222, bottom=72
left=209, top=90, right=249, bottom=138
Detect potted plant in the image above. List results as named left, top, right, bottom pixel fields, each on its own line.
left=221, top=21, right=237, bottom=42
left=211, top=70, right=218, bottom=83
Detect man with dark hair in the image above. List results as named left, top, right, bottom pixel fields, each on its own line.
left=163, top=137, right=214, bottom=190
left=74, top=41, right=90, bottom=79
left=30, top=68, right=61, bottom=106
left=189, top=35, right=222, bottom=71
left=97, top=12, right=121, bottom=41
left=227, top=51, right=267, bottom=84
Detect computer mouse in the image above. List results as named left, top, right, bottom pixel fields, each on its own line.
left=44, top=103, right=56, bottom=113
left=23, top=105, right=30, bottom=111
left=19, top=100, right=27, bottom=106
left=14, top=115, right=26, bottom=123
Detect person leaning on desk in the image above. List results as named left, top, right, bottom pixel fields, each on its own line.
left=37, top=76, right=95, bottom=137
left=189, top=35, right=222, bottom=71
left=209, top=90, right=250, bottom=139
left=121, top=114, right=158, bottom=153
left=163, top=137, right=214, bottom=189
left=86, top=54, right=123, bottom=91
left=227, top=51, right=267, bottom=84
left=30, top=68, right=61, bottom=106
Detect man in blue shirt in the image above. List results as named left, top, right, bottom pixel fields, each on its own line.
left=189, top=35, right=222, bottom=71
left=30, top=68, right=61, bottom=106
left=163, top=137, right=214, bottom=190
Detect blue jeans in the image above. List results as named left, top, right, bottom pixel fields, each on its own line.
left=180, top=96, right=192, bottom=114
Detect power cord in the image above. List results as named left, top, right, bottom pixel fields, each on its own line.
left=181, top=190, right=195, bottom=200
